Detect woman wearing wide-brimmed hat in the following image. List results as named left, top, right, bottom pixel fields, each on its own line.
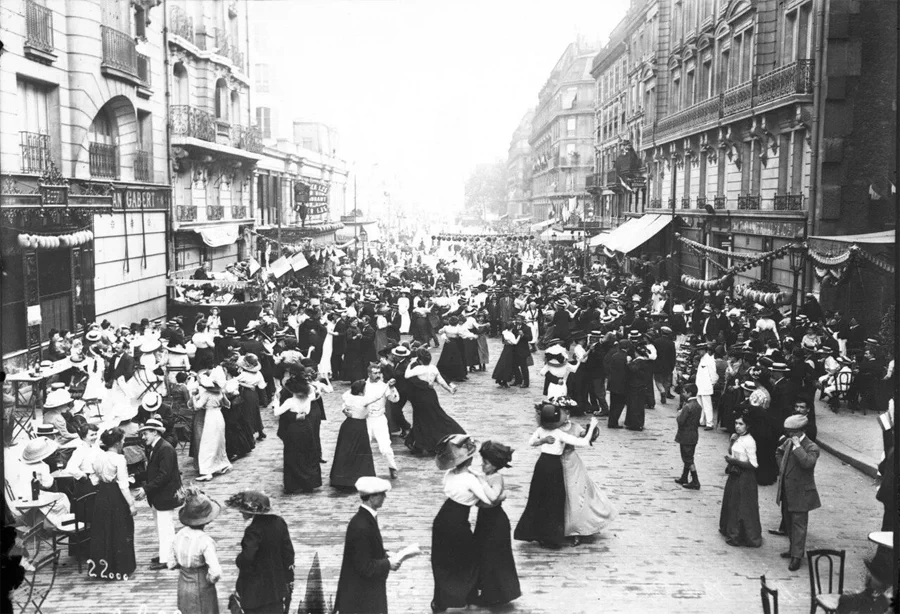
left=514, top=403, right=598, bottom=548
left=472, top=441, right=520, bottom=607
left=88, top=427, right=136, bottom=580
left=169, top=487, right=223, bottom=613
left=236, top=353, right=268, bottom=441
left=430, top=435, right=502, bottom=613
left=226, top=490, right=295, bottom=614
left=8, top=437, right=74, bottom=530
left=193, top=372, right=232, bottom=482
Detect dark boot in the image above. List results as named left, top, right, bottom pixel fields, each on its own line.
left=673, top=465, right=689, bottom=485
left=682, top=470, right=701, bottom=490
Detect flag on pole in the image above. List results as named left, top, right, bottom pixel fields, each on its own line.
left=290, top=252, right=309, bottom=271
left=248, top=257, right=261, bottom=276
left=619, top=175, right=634, bottom=193
left=270, top=256, right=290, bottom=278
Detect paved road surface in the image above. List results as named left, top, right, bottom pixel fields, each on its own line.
left=31, top=335, right=884, bottom=614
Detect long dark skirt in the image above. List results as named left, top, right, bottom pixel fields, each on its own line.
left=177, top=565, right=219, bottom=614
left=190, top=407, right=206, bottom=460
left=474, top=505, right=521, bottom=606
left=88, top=482, right=135, bottom=580
left=404, top=383, right=466, bottom=455
left=279, top=413, right=322, bottom=493
left=514, top=453, right=566, bottom=545
left=192, top=347, right=215, bottom=371
left=437, top=338, right=467, bottom=382
left=717, top=387, right=743, bottom=433
left=745, top=407, right=779, bottom=486
left=310, top=397, right=325, bottom=462
left=341, top=339, right=367, bottom=383
left=411, top=314, right=431, bottom=345
left=223, top=397, right=255, bottom=460
left=432, top=499, right=479, bottom=610
left=719, top=468, right=762, bottom=547
left=239, top=385, right=264, bottom=435
left=330, top=417, right=376, bottom=488
left=491, top=345, right=516, bottom=383
left=624, top=389, right=646, bottom=429
left=463, top=338, right=480, bottom=369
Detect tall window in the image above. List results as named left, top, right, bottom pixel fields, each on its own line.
left=257, top=106, right=272, bottom=139
left=90, top=108, right=115, bottom=146
left=783, top=2, right=813, bottom=63
left=18, top=78, right=52, bottom=173
left=791, top=130, right=806, bottom=194
left=215, top=79, right=228, bottom=120
left=699, top=59, right=712, bottom=100
left=255, top=63, right=270, bottom=93
left=719, top=47, right=730, bottom=89
left=230, top=90, right=241, bottom=126
left=732, top=29, right=754, bottom=85
left=173, top=62, right=189, bottom=106
left=673, top=0, right=683, bottom=42
left=671, top=74, right=681, bottom=112
left=685, top=69, right=695, bottom=107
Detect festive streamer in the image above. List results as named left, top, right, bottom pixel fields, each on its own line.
left=734, top=284, right=791, bottom=306
left=675, top=234, right=774, bottom=261
left=680, top=273, right=734, bottom=291
left=16, top=229, right=94, bottom=250
left=434, top=233, right=533, bottom=241
left=807, top=247, right=853, bottom=266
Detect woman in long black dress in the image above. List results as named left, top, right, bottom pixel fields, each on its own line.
left=88, top=427, right=136, bottom=580
left=719, top=414, right=763, bottom=547
left=341, top=323, right=367, bottom=383
left=275, top=378, right=322, bottom=494
left=431, top=435, right=502, bottom=613
left=403, top=349, right=466, bottom=455
left=474, top=441, right=521, bottom=606
left=437, top=316, right=474, bottom=382
left=491, top=322, right=519, bottom=388
left=330, top=380, right=376, bottom=488
left=220, top=364, right=255, bottom=462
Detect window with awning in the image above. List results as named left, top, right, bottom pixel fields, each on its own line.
left=589, top=213, right=672, bottom=253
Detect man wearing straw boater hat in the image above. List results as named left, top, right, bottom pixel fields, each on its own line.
left=135, top=417, right=182, bottom=571
left=334, top=477, right=400, bottom=614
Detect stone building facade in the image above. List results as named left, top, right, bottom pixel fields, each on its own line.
left=506, top=109, right=534, bottom=221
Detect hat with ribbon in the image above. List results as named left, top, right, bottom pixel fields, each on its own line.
left=660, top=326, right=673, bottom=335
left=224, top=326, right=239, bottom=336
left=435, top=434, right=478, bottom=471
left=21, top=437, right=59, bottom=464
left=225, top=490, right=272, bottom=515
left=141, top=392, right=162, bottom=413
left=740, top=381, right=757, bottom=393
left=240, top=353, right=261, bottom=373
left=139, top=338, right=162, bottom=354
left=137, top=417, right=166, bottom=434
left=770, top=362, right=790, bottom=372
left=35, top=424, right=59, bottom=437
left=178, top=487, right=223, bottom=527
left=391, top=346, right=412, bottom=359
left=43, top=388, right=73, bottom=410
left=535, top=402, right=566, bottom=430
left=85, top=330, right=102, bottom=342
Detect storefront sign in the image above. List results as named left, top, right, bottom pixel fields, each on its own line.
left=728, top=218, right=803, bottom=239
left=113, top=188, right=171, bottom=211
left=295, top=181, right=329, bottom=205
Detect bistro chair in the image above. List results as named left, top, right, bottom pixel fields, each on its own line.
left=55, top=490, right=95, bottom=573
left=807, top=549, right=845, bottom=614
left=760, top=574, right=779, bottom=614
left=829, top=370, right=854, bottom=412
left=133, top=364, right=164, bottom=401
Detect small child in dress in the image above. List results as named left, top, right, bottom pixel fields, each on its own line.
left=169, top=487, right=223, bottom=612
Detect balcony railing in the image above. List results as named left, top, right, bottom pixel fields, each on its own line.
left=214, top=28, right=244, bottom=72
left=137, top=52, right=151, bottom=86
left=89, top=142, right=118, bottom=178
left=20, top=132, right=52, bottom=173
left=667, top=197, right=677, bottom=209
left=681, top=197, right=692, bottom=209
left=722, top=80, right=754, bottom=116
left=169, top=6, right=194, bottom=43
left=773, top=194, right=804, bottom=211
left=656, top=95, right=722, bottom=140
left=101, top=25, right=138, bottom=77
left=206, top=205, right=225, bottom=221
left=230, top=125, right=263, bottom=153
left=25, top=0, right=54, bottom=52
left=605, top=169, right=618, bottom=185
left=231, top=204, right=248, bottom=219
left=170, top=105, right=216, bottom=142
left=737, top=194, right=761, bottom=210
left=585, top=173, right=601, bottom=190
left=696, top=196, right=708, bottom=210
left=714, top=196, right=727, bottom=209
left=134, top=150, right=151, bottom=182
left=648, top=199, right=662, bottom=209
left=176, top=205, right=197, bottom=222
left=756, top=60, right=814, bottom=105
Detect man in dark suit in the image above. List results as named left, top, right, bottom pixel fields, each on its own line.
left=383, top=346, right=412, bottom=437
left=674, top=383, right=702, bottom=489
left=775, top=415, right=821, bottom=571
left=605, top=340, right=630, bottom=428
left=511, top=316, right=532, bottom=388
left=652, top=326, right=677, bottom=404
left=135, top=418, right=182, bottom=570
left=769, top=363, right=798, bottom=429
left=334, top=477, right=402, bottom=614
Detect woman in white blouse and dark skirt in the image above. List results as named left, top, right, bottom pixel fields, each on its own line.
left=169, top=487, right=223, bottom=614
left=431, top=435, right=502, bottom=613
left=514, top=404, right=598, bottom=548
left=719, top=414, right=763, bottom=547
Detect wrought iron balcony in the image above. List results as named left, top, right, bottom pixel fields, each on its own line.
left=647, top=199, right=662, bottom=209
left=170, top=105, right=216, bottom=142
left=696, top=196, right=708, bottom=210
left=605, top=169, right=618, bottom=186
left=214, top=27, right=244, bottom=72
left=89, top=142, right=118, bottom=178
left=206, top=205, right=225, bottom=221
left=176, top=205, right=197, bottom=222
left=25, top=0, right=54, bottom=53
left=773, top=194, right=804, bottom=211
left=134, top=150, right=151, bottom=182
left=667, top=197, right=677, bottom=209
left=230, top=124, right=263, bottom=153
left=714, top=196, right=727, bottom=209
left=681, top=197, right=692, bottom=209
left=756, top=60, right=814, bottom=105
left=20, top=132, right=52, bottom=173
left=137, top=53, right=151, bottom=86
left=722, top=80, right=754, bottom=116
left=231, top=204, right=248, bottom=219
left=101, top=25, right=138, bottom=78
left=169, top=6, right=194, bottom=43
left=585, top=173, right=601, bottom=191
left=656, top=95, right=723, bottom=140
left=737, top=194, right=761, bottom=210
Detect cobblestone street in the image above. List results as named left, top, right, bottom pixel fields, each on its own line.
left=34, top=336, right=883, bottom=614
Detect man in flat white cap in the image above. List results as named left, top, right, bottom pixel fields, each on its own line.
left=775, top=414, right=821, bottom=572
left=334, top=477, right=401, bottom=614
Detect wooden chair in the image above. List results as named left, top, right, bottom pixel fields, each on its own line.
left=829, top=371, right=854, bottom=412
left=15, top=548, right=60, bottom=614
left=760, top=574, right=779, bottom=614
left=807, top=549, right=845, bottom=614
left=55, top=490, right=96, bottom=573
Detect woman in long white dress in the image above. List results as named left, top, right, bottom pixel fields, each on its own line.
left=398, top=290, right=411, bottom=334
left=193, top=373, right=232, bottom=481
left=318, top=314, right=336, bottom=379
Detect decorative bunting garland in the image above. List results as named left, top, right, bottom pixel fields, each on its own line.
left=680, top=273, right=734, bottom=291
left=16, top=228, right=94, bottom=250
left=433, top=233, right=534, bottom=242
left=734, top=283, right=792, bottom=307
left=675, top=234, right=774, bottom=261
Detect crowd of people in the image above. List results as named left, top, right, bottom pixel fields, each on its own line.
left=3, top=229, right=895, bottom=613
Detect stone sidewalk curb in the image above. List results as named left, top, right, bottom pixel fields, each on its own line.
left=815, top=433, right=880, bottom=478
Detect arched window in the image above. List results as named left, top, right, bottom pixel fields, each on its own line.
left=215, top=78, right=228, bottom=120
left=230, top=90, right=241, bottom=126
left=173, top=62, right=189, bottom=106
left=89, top=107, right=118, bottom=178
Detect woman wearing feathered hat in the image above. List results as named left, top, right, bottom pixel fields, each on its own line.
left=430, top=435, right=503, bottom=613
left=514, top=402, right=598, bottom=548
left=169, top=487, right=223, bottom=613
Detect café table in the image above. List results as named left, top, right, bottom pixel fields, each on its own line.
left=5, top=359, right=73, bottom=441
left=867, top=531, right=893, bottom=549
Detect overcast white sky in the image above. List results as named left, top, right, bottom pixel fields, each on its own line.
left=259, top=0, right=629, bottom=215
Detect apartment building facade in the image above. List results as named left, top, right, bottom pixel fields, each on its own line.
left=506, top=109, right=534, bottom=221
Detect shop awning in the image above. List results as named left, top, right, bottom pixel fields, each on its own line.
left=808, top=230, right=895, bottom=245
left=530, top=218, right=557, bottom=231
left=590, top=213, right=671, bottom=252
left=513, top=216, right=533, bottom=224
left=196, top=225, right=241, bottom=248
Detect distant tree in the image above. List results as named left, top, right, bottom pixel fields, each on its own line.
left=464, top=162, right=508, bottom=219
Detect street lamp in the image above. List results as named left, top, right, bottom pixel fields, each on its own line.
left=359, top=228, right=368, bottom=261
left=788, top=241, right=806, bottom=326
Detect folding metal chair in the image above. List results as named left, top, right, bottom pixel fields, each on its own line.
left=133, top=364, right=164, bottom=400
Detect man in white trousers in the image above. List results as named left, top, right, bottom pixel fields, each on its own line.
left=695, top=342, right=719, bottom=430
left=363, top=363, right=401, bottom=479
left=135, top=418, right=182, bottom=570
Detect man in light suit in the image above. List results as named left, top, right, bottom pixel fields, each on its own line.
left=334, top=477, right=402, bottom=614
left=134, top=418, right=182, bottom=570
left=775, top=414, right=821, bottom=571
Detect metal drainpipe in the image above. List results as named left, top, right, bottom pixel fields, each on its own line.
left=807, top=0, right=829, bottom=240
left=244, top=1, right=254, bottom=253
left=162, top=0, right=174, bottom=274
